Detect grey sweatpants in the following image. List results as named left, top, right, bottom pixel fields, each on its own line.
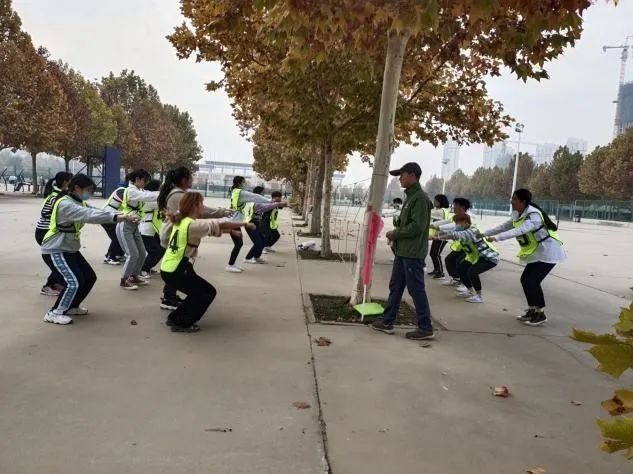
left=116, top=221, right=147, bottom=279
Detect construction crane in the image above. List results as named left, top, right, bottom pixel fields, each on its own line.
left=603, top=36, right=633, bottom=137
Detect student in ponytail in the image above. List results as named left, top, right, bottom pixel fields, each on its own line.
left=484, top=188, right=566, bottom=327
left=512, top=188, right=558, bottom=231
left=158, top=167, right=192, bottom=212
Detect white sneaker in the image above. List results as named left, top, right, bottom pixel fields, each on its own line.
left=40, top=285, right=61, bottom=296
left=44, top=311, right=73, bottom=325
left=255, top=257, right=267, bottom=264
left=442, top=278, right=457, bottom=287
left=244, top=258, right=257, bottom=264
left=466, top=295, right=483, bottom=303
left=66, top=307, right=89, bottom=316
left=262, top=248, right=270, bottom=254
left=225, top=265, right=243, bottom=273
left=140, top=270, right=151, bottom=279
left=264, top=247, right=275, bottom=253
left=455, top=285, right=468, bottom=293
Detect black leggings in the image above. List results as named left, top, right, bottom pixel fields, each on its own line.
left=142, top=234, right=164, bottom=272
left=35, top=228, right=65, bottom=288
left=102, top=222, right=124, bottom=259
left=457, top=258, right=497, bottom=292
left=445, top=250, right=465, bottom=279
left=228, top=230, right=243, bottom=265
left=429, top=240, right=448, bottom=274
left=42, top=251, right=97, bottom=315
left=520, top=262, right=555, bottom=308
left=161, top=260, right=217, bottom=328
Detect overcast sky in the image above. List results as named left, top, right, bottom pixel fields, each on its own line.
left=13, top=0, right=633, bottom=184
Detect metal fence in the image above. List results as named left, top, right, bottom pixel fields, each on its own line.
left=471, top=199, right=633, bottom=223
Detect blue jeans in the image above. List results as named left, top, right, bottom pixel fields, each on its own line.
left=245, top=220, right=265, bottom=259
left=382, top=256, right=433, bottom=331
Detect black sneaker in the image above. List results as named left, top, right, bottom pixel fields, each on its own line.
left=432, top=273, right=445, bottom=279
left=171, top=324, right=200, bottom=333
left=165, top=319, right=175, bottom=327
left=405, top=329, right=435, bottom=340
left=371, top=321, right=395, bottom=335
left=516, top=309, right=534, bottom=321
left=524, top=311, right=547, bottom=326
left=427, top=270, right=438, bottom=276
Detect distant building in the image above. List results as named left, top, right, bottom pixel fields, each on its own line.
left=534, top=143, right=558, bottom=165
left=482, top=143, right=514, bottom=169
left=616, top=82, right=633, bottom=136
left=195, top=160, right=285, bottom=191
left=441, top=141, right=460, bottom=181
left=332, top=172, right=346, bottom=189
left=565, top=137, right=588, bottom=155
left=194, top=159, right=343, bottom=193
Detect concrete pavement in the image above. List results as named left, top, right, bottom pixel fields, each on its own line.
left=0, top=195, right=325, bottom=474
left=1, top=193, right=633, bottom=473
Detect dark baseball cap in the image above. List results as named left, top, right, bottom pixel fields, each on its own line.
left=389, top=162, right=421, bottom=178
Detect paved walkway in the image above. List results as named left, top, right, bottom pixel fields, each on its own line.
left=1, top=194, right=632, bottom=473
left=0, top=195, right=325, bottom=474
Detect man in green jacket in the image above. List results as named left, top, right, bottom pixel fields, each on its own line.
left=372, top=162, right=435, bottom=340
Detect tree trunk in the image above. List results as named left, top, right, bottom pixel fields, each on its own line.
left=31, top=151, right=38, bottom=194
left=351, top=31, right=410, bottom=304
left=302, top=156, right=314, bottom=220
left=310, top=144, right=326, bottom=234
left=64, top=153, right=70, bottom=173
left=321, top=139, right=334, bottom=258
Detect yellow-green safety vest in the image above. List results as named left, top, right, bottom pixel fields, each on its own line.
left=103, top=186, right=125, bottom=210
left=269, top=208, right=279, bottom=230
left=43, top=196, right=86, bottom=242
left=461, top=227, right=498, bottom=265
left=230, top=188, right=244, bottom=213
left=243, top=202, right=255, bottom=223
left=429, top=208, right=451, bottom=237
left=152, top=208, right=163, bottom=234
left=160, top=217, right=194, bottom=273
left=513, top=209, right=563, bottom=259
left=121, top=187, right=144, bottom=217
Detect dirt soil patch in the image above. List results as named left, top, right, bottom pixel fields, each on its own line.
left=309, top=294, right=416, bottom=326
left=298, top=249, right=357, bottom=262
left=296, top=231, right=341, bottom=239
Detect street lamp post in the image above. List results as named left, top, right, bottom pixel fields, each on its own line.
left=510, top=123, right=524, bottom=212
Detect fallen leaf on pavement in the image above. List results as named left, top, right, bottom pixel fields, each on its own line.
left=293, top=401, right=311, bottom=409
left=420, top=342, right=432, bottom=348
left=205, top=427, right=232, bottom=433
left=526, top=469, right=548, bottom=474
left=378, top=427, right=389, bottom=433
left=314, top=337, right=332, bottom=346
left=442, top=385, right=449, bottom=391
left=570, top=400, right=583, bottom=406
left=440, top=371, right=448, bottom=376
left=492, top=386, right=511, bottom=398
left=130, top=320, right=138, bottom=326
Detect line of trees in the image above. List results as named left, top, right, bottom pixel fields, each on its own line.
left=168, top=0, right=608, bottom=303
left=0, top=0, right=201, bottom=192
left=424, top=128, right=633, bottom=202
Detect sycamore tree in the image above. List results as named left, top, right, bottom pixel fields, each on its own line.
left=423, top=175, right=443, bottom=197
left=164, top=104, right=202, bottom=172
left=170, top=0, right=612, bottom=301
left=0, top=0, right=67, bottom=192
left=250, top=0, right=614, bottom=303
left=169, top=0, right=509, bottom=261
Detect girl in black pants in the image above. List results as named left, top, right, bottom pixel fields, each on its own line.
left=428, top=194, right=450, bottom=278
left=160, top=192, right=250, bottom=332
left=485, top=188, right=566, bottom=326
left=35, top=172, right=73, bottom=296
